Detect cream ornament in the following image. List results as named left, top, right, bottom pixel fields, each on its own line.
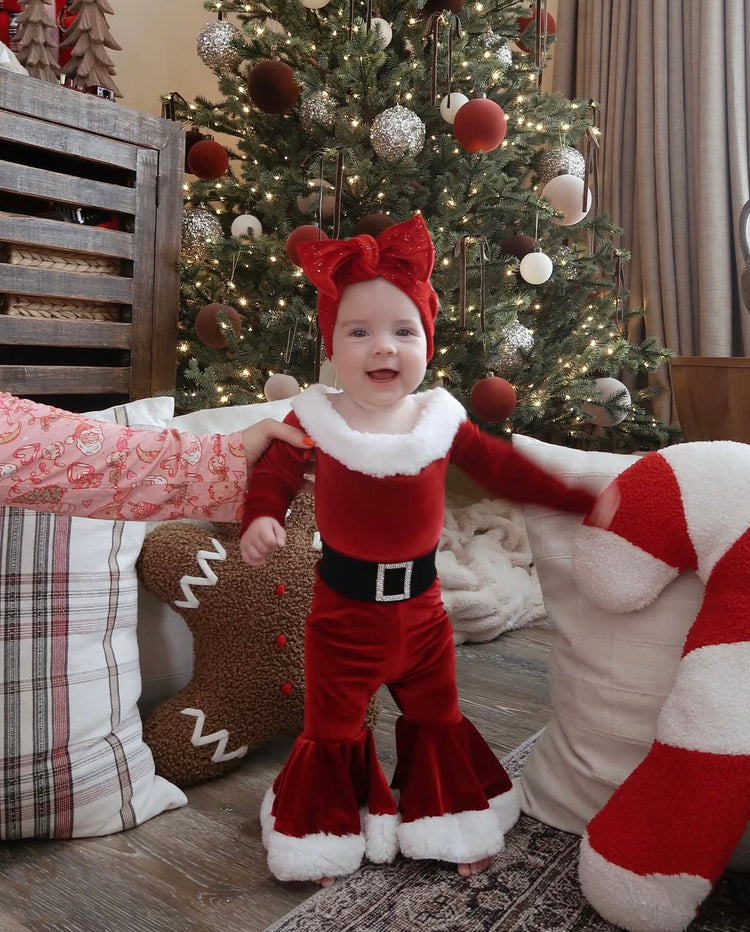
left=582, top=377, right=631, bottom=427
left=519, top=249, right=553, bottom=285
left=370, top=17, right=392, bottom=47
left=230, top=214, right=263, bottom=238
left=439, top=92, right=469, bottom=124
left=300, top=0, right=330, bottom=7
left=264, top=373, right=301, bottom=401
left=541, top=174, right=592, bottom=226
left=573, top=443, right=750, bottom=931
left=296, top=178, right=336, bottom=218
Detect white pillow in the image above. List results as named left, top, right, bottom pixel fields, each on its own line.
left=0, top=396, right=187, bottom=839
left=512, top=435, right=704, bottom=834
left=137, top=399, right=293, bottom=712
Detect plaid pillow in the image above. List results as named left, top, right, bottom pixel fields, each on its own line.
left=0, top=397, right=187, bottom=839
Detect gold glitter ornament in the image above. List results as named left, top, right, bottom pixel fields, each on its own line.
left=181, top=205, right=223, bottom=262
left=538, top=146, right=586, bottom=185
left=196, top=19, right=242, bottom=72
left=370, top=105, right=425, bottom=161
left=298, top=90, right=336, bottom=134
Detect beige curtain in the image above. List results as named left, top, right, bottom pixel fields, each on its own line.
left=553, top=0, right=750, bottom=424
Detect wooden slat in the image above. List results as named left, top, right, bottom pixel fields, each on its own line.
left=670, top=356, right=750, bottom=443
left=0, top=366, right=130, bottom=394
left=0, top=72, right=174, bottom=152
left=150, top=122, right=184, bottom=394
left=0, top=110, right=138, bottom=171
left=0, top=161, right=136, bottom=215
left=1, top=265, right=133, bottom=304
left=0, top=213, right=134, bottom=260
left=0, top=316, right=132, bottom=349
left=128, top=148, right=158, bottom=400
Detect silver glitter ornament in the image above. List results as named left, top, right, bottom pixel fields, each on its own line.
left=370, top=105, right=425, bottom=161
left=181, top=205, right=223, bottom=262
left=197, top=19, right=242, bottom=72
left=538, top=146, right=586, bottom=185
left=298, top=90, right=336, bottom=134
left=496, top=321, right=535, bottom=377
left=478, top=32, right=513, bottom=67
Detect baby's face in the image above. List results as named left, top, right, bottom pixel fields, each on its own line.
left=330, top=278, right=427, bottom=409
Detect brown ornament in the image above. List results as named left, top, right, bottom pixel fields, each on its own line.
left=422, top=0, right=465, bottom=14
left=195, top=302, right=241, bottom=347
left=352, top=212, right=398, bottom=238
left=187, top=138, right=229, bottom=180
left=248, top=59, right=300, bottom=114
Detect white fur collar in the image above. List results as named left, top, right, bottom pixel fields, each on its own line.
left=291, top=384, right=466, bottom=477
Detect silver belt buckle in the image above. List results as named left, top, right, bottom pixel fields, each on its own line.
left=375, top=560, right=413, bottom=602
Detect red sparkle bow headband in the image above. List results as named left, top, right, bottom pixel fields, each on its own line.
left=295, top=214, right=440, bottom=361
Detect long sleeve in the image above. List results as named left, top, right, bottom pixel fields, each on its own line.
left=0, top=393, right=248, bottom=522
left=450, top=421, right=597, bottom=514
left=241, top=410, right=309, bottom=535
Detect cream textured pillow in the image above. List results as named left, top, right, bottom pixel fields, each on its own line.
left=0, top=396, right=187, bottom=839
left=137, top=398, right=293, bottom=712
left=512, top=435, right=704, bottom=834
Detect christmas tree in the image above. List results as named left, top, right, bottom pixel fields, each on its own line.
left=174, top=0, right=675, bottom=451
left=60, top=0, right=121, bottom=96
left=15, top=0, right=59, bottom=83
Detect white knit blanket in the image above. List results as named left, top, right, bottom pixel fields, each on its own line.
left=437, top=495, right=546, bottom=644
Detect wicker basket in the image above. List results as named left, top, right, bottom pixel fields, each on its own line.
left=2, top=243, right=125, bottom=322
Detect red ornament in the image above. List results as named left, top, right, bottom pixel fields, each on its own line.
left=195, top=302, right=242, bottom=347
left=184, top=128, right=208, bottom=173
left=274, top=584, right=286, bottom=596
left=248, top=60, right=300, bottom=114
left=187, top=139, right=229, bottom=181
left=275, top=633, right=287, bottom=649
left=516, top=7, right=557, bottom=53
left=280, top=681, right=293, bottom=696
left=453, top=98, right=507, bottom=153
left=470, top=376, right=517, bottom=423
left=422, top=0, right=465, bottom=14
left=353, top=212, right=398, bottom=238
left=285, top=225, right=329, bottom=267
left=500, top=234, right=537, bottom=260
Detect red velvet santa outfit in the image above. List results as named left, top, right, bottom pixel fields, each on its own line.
left=242, top=216, right=597, bottom=883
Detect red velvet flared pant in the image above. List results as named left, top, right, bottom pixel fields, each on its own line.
left=260, top=575, right=519, bottom=882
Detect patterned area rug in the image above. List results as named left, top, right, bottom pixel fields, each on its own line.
left=266, top=732, right=750, bottom=932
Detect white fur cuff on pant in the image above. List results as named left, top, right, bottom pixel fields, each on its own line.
left=398, top=803, right=505, bottom=863
left=362, top=810, right=401, bottom=863
left=579, top=832, right=711, bottom=932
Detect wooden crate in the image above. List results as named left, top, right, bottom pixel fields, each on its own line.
left=0, top=71, right=185, bottom=409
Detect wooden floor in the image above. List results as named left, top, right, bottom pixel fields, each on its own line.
left=0, top=625, right=554, bottom=932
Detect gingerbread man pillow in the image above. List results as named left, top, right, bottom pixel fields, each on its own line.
left=137, top=493, right=378, bottom=787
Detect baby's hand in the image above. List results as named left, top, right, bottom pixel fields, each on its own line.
left=240, top=516, right=286, bottom=566
left=587, top=482, right=621, bottom=529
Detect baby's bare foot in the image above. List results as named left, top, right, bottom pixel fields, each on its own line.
left=318, top=876, right=337, bottom=887
left=457, top=856, right=493, bottom=877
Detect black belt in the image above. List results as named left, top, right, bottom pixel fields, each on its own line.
left=318, top=541, right=437, bottom=603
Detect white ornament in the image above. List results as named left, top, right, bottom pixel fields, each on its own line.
left=519, top=250, right=553, bottom=285
left=439, top=92, right=469, bottom=124
left=297, top=178, right=336, bottom=218
left=300, top=0, right=330, bottom=7
left=541, top=174, right=593, bottom=226
left=264, top=17, right=286, bottom=35
left=370, top=17, right=392, bottom=48
left=582, top=377, right=632, bottom=427
left=264, top=373, right=301, bottom=401
left=230, top=214, right=263, bottom=238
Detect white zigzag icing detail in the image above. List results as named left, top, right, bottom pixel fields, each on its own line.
left=180, top=708, right=249, bottom=763
left=173, top=538, right=227, bottom=609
